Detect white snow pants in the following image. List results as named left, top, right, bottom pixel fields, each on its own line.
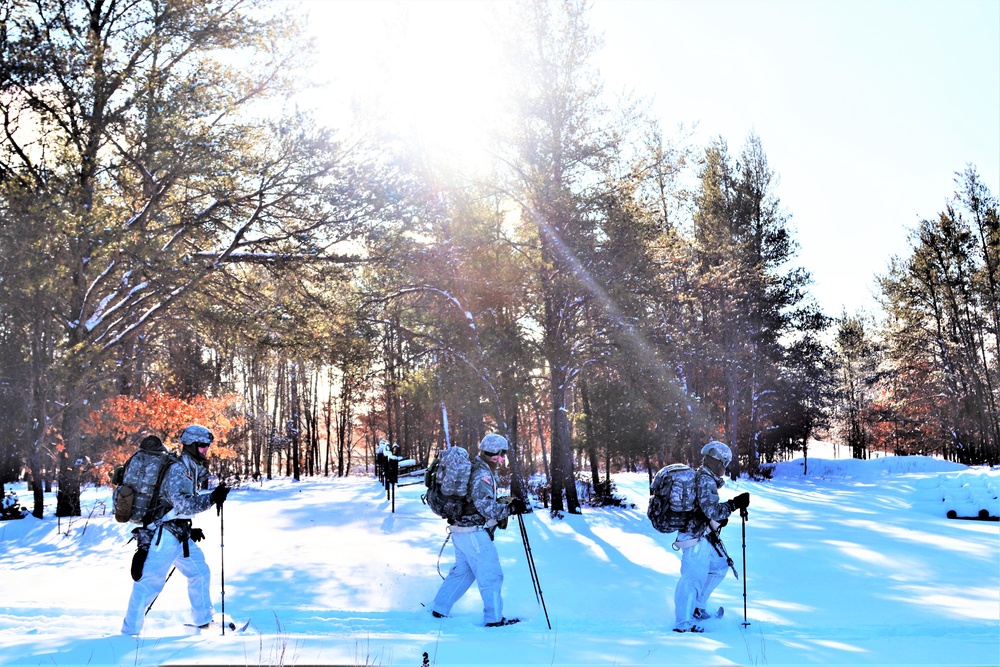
left=673, top=536, right=729, bottom=630
left=432, top=529, right=504, bottom=625
left=121, top=528, right=214, bottom=635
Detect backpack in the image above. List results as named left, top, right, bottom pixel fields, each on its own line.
left=111, top=439, right=180, bottom=525
left=422, top=446, right=474, bottom=521
left=647, top=463, right=698, bottom=534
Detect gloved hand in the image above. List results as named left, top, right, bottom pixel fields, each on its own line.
left=508, top=497, right=527, bottom=515
left=727, top=492, right=750, bottom=511
left=190, top=527, right=205, bottom=543
left=210, top=483, right=229, bottom=508
left=131, top=546, right=148, bottom=582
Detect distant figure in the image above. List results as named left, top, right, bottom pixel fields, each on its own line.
left=431, top=434, right=526, bottom=627
left=672, top=440, right=749, bottom=633
left=120, top=425, right=230, bottom=635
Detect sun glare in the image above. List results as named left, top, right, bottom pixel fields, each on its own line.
left=301, top=1, right=505, bottom=173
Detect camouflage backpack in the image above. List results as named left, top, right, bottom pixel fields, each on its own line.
left=111, top=436, right=180, bottom=525
left=647, top=463, right=697, bottom=534
left=422, top=446, right=473, bottom=521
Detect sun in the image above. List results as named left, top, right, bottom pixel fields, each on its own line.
left=300, top=0, right=507, bottom=174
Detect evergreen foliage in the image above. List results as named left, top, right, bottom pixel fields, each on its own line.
left=1, top=1, right=993, bottom=521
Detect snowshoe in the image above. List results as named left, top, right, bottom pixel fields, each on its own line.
left=485, top=617, right=521, bottom=627
left=673, top=623, right=705, bottom=633
left=184, top=618, right=243, bottom=633
left=184, top=621, right=216, bottom=634
left=693, top=606, right=724, bottom=620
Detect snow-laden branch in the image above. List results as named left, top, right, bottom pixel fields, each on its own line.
left=73, top=260, right=116, bottom=329
left=161, top=226, right=186, bottom=253
left=85, top=278, right=148, bottom=332
left=373, top=286, right=478, bottom=332
left=190, top=251, right=367, bottom=265
left=96, top=282, right=187, bottom=352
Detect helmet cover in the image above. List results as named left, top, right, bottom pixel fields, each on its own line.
left=701, top=440, right=732, bottom=467
left=479, top=433, right=509, bottom=455
left=179, top=424, right=214, bottom=446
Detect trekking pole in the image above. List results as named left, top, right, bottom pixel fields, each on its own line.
left=517, top=515, right=541, bottom=604
left=145, top=567, right=176, bottom=616
left=436, top=532, right=451, bottom=580
left=219, top=502, right=226, bottom=635
left=741, top=506, right=750, bottom=627
left=517, top=513, right=550, bottom=629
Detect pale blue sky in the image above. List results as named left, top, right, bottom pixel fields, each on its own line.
left=300, top=0, right=1000, bottom=319
left=590, top=0, right=1000, bottom=318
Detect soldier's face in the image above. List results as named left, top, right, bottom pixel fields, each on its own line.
left=706, top=457, right=726, bottom=476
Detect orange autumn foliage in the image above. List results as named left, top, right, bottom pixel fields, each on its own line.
left=85, top=390, right=245, bottom=485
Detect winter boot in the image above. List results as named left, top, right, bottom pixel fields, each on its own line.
left=693, top=606, right=724, bottom=620
left=485, top=617, right=521, bottom=627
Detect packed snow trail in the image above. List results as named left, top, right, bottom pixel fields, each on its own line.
left=0, top=456, right=997, bottom=665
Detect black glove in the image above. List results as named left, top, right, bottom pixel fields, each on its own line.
left=210, top=484, right=229, bottom=506
left=727, top=492, right=750, bottom=511
left=131, top=547, right=148, bottom=582
left=718, top=518, right=729, bottom=528
left=508, top=497, right=527, bottom=515
left=190, top=527, right=205, bottom=543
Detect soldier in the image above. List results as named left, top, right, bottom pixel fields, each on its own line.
left=672, top=440, right=750, bottom=633
left=120, top=425, right=230, bottom=635
left=431, top=434, right=526, bottom=627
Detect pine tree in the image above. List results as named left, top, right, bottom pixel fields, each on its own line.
left=689, top=134, right=819, bottom=475
left=879, top=169, right=999, bottom=464
left=0, top=0, right=382, bottom=514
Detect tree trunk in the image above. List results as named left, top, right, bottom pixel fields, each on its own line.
left=725, top=363, right=741, bottom=478
left=289, top=361, right=301, bottom=480
left=530, top=392, right=550, bottom=507
left=580, top=374, right=602, bottom=497
left=549, top=366, right=580, bottom=513
left=55, top=400, right=85, bottom=517
left=325, top=367, right=334, bottom=477
left=506, top=399, right=525, bottom=501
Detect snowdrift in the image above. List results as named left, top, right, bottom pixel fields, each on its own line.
left=1, top=455, right=997, bottom=666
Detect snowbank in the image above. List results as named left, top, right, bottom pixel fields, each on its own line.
left=770, top=455, right=999, bottom=519
left=1, top=457, right=998, bottom=666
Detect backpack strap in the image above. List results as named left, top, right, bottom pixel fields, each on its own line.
left=154, top=518, right=193, bottom=557
left=143, top=455, right=179, bottom=527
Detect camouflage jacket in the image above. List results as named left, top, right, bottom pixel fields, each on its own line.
left=680, top=466, right=733, bottom=538
left=452, top=456, right=511, bottom=530
left=154, top=452, right=214, bottom=541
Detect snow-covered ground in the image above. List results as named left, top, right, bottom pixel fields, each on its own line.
left=1, top=455, right=997, bottom=666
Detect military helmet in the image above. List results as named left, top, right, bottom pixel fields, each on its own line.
left=701, top=440, right=732, bottom=467
left=479, top=433, right=509, bottom=455
left=179, top=424, right=214, bottom=446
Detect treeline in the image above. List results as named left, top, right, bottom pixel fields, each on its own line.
left=836, top=168, right=999, bottom=466
left=1, top=0, right=996, bottom=519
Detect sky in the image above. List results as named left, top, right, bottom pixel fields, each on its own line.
left=294, top=0, right=1000, bottom=320
left=1, top=452, right=997, bottom=665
